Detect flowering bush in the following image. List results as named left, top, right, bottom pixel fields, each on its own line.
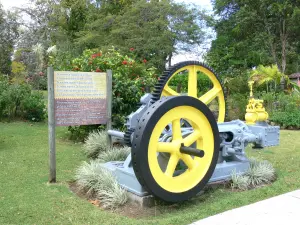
left=53, top=47, right=157, bottom=132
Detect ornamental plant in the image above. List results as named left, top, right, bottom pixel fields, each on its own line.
left=53, top=47, right=157, bottom=131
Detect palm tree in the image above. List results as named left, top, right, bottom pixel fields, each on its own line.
left=250, top=65, right=288, bottom=92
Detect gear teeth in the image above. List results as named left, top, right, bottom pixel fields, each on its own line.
left=124, top=128, right=134, bottom=147
left=150, top=61, right=228, bottom=122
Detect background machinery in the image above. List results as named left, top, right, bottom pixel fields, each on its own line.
left=104, top=61, right=280, bottom=202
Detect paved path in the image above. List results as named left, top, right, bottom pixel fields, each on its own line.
left=191, top=190, right=300, bottom=225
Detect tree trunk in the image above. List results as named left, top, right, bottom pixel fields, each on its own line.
left=168, top=54, right=172, bottom=68
left=280, top=18, right=287, bottom=90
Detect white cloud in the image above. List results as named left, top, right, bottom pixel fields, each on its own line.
left=0, top=0, right=29, bottom=9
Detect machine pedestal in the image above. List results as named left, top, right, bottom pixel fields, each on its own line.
left=101, top=160, right=250, bottom=197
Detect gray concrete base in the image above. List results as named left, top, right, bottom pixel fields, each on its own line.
left=127, top=191, right=155, bottom=208
left=126, top=179, right=230, bottom=208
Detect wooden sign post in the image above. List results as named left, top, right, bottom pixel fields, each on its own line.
left=47, top=67, right=112, bottom=183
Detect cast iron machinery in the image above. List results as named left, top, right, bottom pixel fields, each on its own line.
left=104, top=61, right=279, bottom=202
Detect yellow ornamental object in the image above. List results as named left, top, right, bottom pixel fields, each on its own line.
left=245, top=81, right=269, bottom=124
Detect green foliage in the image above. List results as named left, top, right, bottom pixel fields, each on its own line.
left=74, top=0, right=206, bottom=70
left=98, top=146, right=130, bottom=162
left=260, top=92, right=300, bottom=128
left=168, top=72, right=213, bottom=95
left=75, top=160, right=128, bottom=209
left=250, top=65, right=287, bottom=92
left=11, top=61, right=26, bottom=84
left=231, top=170, right=250, bottom=191
left=0, top=78, right=46, bottom=121
left=0, top=7, right=19, bottom=75
left=68, top=125, right=102, bottom=142
left=246, top=158, right=276, bottom=187
left=227, top=93, right=248, bottom=120
left=82, top=130, right=107, bottom=158
left=271, top=111, right=300, bottom=128
left=231, top=158, right=276, bottom=191
left=22, top=92, right=46, bottom=122
left=207, top=0, right=300, bottom=77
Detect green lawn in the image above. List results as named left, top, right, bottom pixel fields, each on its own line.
left=0, top=122, right=300, bottom=224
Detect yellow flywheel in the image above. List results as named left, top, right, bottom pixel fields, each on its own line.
left=131, top=96, right=219, bottom=202
left=151, top=61, right=226, bottom=123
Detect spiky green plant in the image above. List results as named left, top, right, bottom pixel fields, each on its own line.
left=98, top=147, right=130, bottom=162
left=246, top=158, right=276, bottom=187
left=83, top=130, right=107, bottom=158
left=231, top=170, right=250, bottom=191
left=75, top=160, right=128, bottom=208
left=231, top=158, right=276, bottom=190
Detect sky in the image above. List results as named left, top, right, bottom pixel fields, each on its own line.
left=1, top=0, right=212, bottom=12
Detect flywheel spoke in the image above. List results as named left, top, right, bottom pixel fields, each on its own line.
left=162, top=85, right=179, bottom=97
left=165, top=154, right=179, bottom=177
left=180, top=154, right=195, bottom=170
left=172, top=119, right=182, bottom=140
left=188, top=66, right=198, bottom=97
left=183, top=130, right=202, bottom=147
left=199, top=87, right=221, bottom=105
left=157, top=142, right=176, bottom=153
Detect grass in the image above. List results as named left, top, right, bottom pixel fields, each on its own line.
left=0, top=122, right=300, bottom=224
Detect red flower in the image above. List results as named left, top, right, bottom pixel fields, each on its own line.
left=122, top=60, right=128, bottom=65
left=39, top=72, right=44, bottom=76
left=130, top=48, right=135, bottom=51
left=91, top=52, right=102, bottom=59
left=143, top=59, right=147, bottom=63
left=96, top=68, right=102, bottom=72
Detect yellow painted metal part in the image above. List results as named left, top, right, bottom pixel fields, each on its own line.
left=245, top=81, right=269, bottom=124
left=161, top=65, right=226, bottom=123
left=148, top=105, right=214, bottom=193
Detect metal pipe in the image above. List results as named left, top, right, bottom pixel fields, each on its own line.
left=180, top=145, right=205, bottom=158
left=107, top=130, right=125, bottom=139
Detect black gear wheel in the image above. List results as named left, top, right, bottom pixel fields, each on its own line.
left=124, top=128, right=134, bottom=147
left=131, top=96, right=220, bottom=202
left=151, top=61, right=228, bottom=121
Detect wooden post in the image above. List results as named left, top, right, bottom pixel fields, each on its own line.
left=106, top=70, right=113, bottom=149
left=47, top=67, right=56, bottom=183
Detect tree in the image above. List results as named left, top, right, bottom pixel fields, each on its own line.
left=0, top=5, right=19, bottom=75
left=207, top=0, right=300, bottom=76
left=250, top=64, right=286, bottom=92
left=75, top=0, right=206, bottom=70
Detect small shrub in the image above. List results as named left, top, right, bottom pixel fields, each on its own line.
left=22, top=92, right=46, bottom=121
left=246, top=158, right=276, bottom=186
left=231, top=158, right=276, bottom=190
left=231, top=170, right=250, bottom=191
left=68, top=125, right=103, bottom=142
left=94, top=170, right=128, bottom=209
left=75, top=161, right=104, bottom=195
left=75, top=160, right=128, bottom=209
left=270, top=110, right=300, bottom=129
left=227, top=93, right=248, bottom=120
left=98, top=147, right=130, bottom=162
left=83, top=130, right=107, bottom=158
